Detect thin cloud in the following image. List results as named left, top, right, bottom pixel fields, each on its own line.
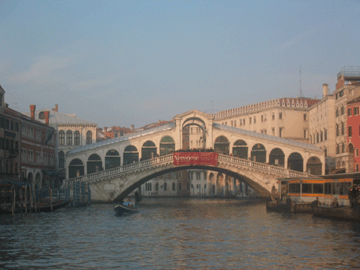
left=9, top=55, right=73, bottom=85
left=275, top=27, right=322, bottom=53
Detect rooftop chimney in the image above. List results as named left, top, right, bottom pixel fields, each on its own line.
left=131, top=124, right=134, bottom=131
left=30, top=105, right=36, bottom=119
left=322, top=83, right=329, bottom=98
left=44, top=111, right=50, bottom=125
left=52, top=104, right=58, bottom=112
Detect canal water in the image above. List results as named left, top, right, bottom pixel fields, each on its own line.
left=1, top=198, right=360, bottom=269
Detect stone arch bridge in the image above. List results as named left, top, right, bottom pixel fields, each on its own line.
left=64, top=110, right=324, bottom=202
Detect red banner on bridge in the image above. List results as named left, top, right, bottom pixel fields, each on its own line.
left=173, top=152, right=218, bottom=166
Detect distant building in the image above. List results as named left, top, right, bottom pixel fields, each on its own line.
left=347, top=96, right=360, bottom=172
left=96, top=126, right=132, bottom=142
left=24, top=104, right=97, bottom=178
left=333, top=66, right=360, bottom=172
left=0, top=86, right=21, bottom=182
left=308, top=84, right=336, bottom=173
left=20, top=107, right=56, bottom=187
left=213, top=97, right=320, bottom=143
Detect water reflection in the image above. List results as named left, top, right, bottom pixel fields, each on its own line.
left=1, top=198, right=360, bottom=269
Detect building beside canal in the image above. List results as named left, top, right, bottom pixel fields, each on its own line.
left=20, top=107, right=56, bottom=187
left=333, top=67, right=360, bottom=172
left=0, top=86, right=21, bottom=183
left=347, top=96, right=360, bottom=172
left=24, top=105, right=97, bottom=179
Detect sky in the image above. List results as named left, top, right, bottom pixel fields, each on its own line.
left=1, top=0, right=359, bottom=128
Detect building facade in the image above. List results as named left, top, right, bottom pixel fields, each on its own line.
left=213, top=97, right=320, bottom=143
left=0, top=86, right=21, bottom=182
left=308, top=84, right=336, bottom=173
left=347, top=97, right=360, bottom=172
left=24, top=104, right=97, bottom=178
left=20, top=109, right=56, bottom=187
left=333, top=67, right=360, bottom=172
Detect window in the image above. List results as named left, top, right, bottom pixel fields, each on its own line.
left=348, top=108, right=352, bottom=116
left=59, top=131, right=65, bottom=145
left=243, top=119, right=245, bottom=125
left=59, top=151, right=65, bottom=169
left=86, top=131, right=92, bottom=144
left=341, top=122, right=344, bottom=135
left=272, top=113, right=275, bottom=120
left=178, top=183, right=182, bottom=191
left=279, top=112, right=283, bottom=119
left=336, top=124, right=339, bottom=136
left=279, top=127, right=283, bottom=138
left=164, top=182, right=167, bottom=191
left=336, top=108, right=339, bottom=117
left=196, top=172, right=201, bottom=180
left=304, top=114, right=307, bottom=121
left=172, top=182, right=176, bottom=191
left=320, top=131, right=323, bottom=142
left=304, top=130, right=307, bottom=139
left=316, top=133, right=319, bottom=143
left=66, top=130, right=72, bottom=145
left=336, top=144, right=339, bottom=154
left=355, top=107, right=359, bottom=115
left=348, top=126, right=352, bottom=137
left=356, top=164, right=359, bottom=172
left=249, top=117, right=252, bottom=124
left=324, top=129, right=327, bottom=141
left=74, top=131, right=80, bottom=145
left=155, top=183, right=159, bottom=191
left=342, top=143, right=345, bottom=153
left=356, top=148, right=359, bottom=157
left=39, top=112, right=45, bottom=119
left=341, top=106, right=345, bottom=115
left=254, top=116, right=256, bottom=123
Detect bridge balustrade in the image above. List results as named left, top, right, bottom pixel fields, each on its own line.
left=64, top=154, right=309, bottom=186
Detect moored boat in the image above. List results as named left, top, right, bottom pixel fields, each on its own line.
left=313, top=205, right=360, bottom=222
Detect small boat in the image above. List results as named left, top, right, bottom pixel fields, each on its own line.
left=114, top=201, right=139, bottom=215
left=313, top=205, right=360, bottom=222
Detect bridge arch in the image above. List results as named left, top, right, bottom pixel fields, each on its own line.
left=110, top=164, right=274, bottom=202
left=141, top=140, right=157, bottom=160
left=105, top=149, right=121, bottom=170
left=306, top=156, right=322, bottom=175
left=232, top=140, right=248, bottom=159
left=251, top=143, right=266, bottom=163
left=69, top=158, right=84, bottom=178
left=160, top=136, right=175, bottom=155
left=288, top=152, right=303, bottom=172
left=214, top=136, right=229, bottom=155
left=269, top=148, right=285, bottom=167
left=123, top=145, right=139, bottom=165
left=87, top=154, right=103, bottom=174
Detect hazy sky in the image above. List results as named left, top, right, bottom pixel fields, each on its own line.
left=1, top=0, right=359, bottom=128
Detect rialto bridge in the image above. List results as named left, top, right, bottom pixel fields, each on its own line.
left=64, top=110, right=325, bottom=202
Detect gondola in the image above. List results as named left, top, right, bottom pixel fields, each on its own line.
left=114, top=201, right=139, bottom=215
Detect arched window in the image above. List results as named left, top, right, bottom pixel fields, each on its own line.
left=59, top=151, right=65, bottom=169
left=86, top=131, right=92, bottom=145
left=66, top=130, right=72, bottom=145
left=74, top=131, right=80, bottom=145
left=59, top=130, right=65, bottom=145
left=39, top=112, right=45, bottom=119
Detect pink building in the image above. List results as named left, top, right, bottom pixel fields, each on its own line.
left=347, top=96, right=360, bottom=172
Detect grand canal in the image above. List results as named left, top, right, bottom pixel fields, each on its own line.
left=1, top=198, right=360, bottom=269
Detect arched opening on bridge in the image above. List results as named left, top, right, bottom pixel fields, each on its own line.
left=69, top=159, right=84, bottom=178
left=209, top=173, right=215, bottom=196
left=123, top=145, right=139, bottom=165
left=288, top=152, right=303, bottom=172
left=269, top=148, right=285, bottom=167
left=214, top=136, right=229, bottom=155
left=35, top=172, right=41, bottom=188
left=251, top=144, right=266, bottom=163
left=141, top=141, right=157, bottom=160
left=182, top=117, right=207, bottom=150
left=87, top=154, right=103, bottom=174
left=27, top=172, right=33, bottom=186
left=306, top=156, right=322, bottom=175
left=105, top=149, right=121, bottom=170
left=216, top=173, right=224, bottom=196
left=233, top=140, right=248, bottom=159
left=160, top=136, right=175, bottom=155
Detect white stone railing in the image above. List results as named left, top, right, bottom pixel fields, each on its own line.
left=64, top=154, right=311, bottom=186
